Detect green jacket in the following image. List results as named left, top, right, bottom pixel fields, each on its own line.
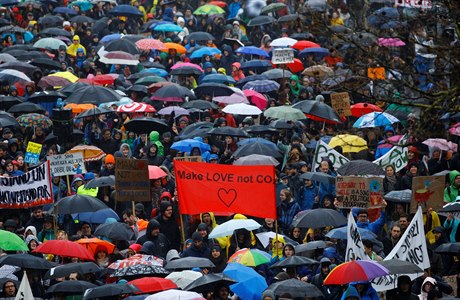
left=444, top=170, right=460, bottom=202
left=149, top=131, right=164, bottom=156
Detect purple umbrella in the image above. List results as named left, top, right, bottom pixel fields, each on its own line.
left=157, top=106, right=190, bottom=116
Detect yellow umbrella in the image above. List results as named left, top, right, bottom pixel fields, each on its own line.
left=49, top=71, right=79, bottom=83
left=329, top=134, right=368, bottom=153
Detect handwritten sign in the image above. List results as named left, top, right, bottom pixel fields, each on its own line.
left=373, top=146, right=408, bottom=172
left=336, top=176, right=384, bottom=208
left=312, top=140, right=350, bottom=171
left=346, top=212, right=368, bottom=261
left=330, top=92, right=351, bottom=116
left=24, top=142, right=42, bottom=164
left=272, top=48, right=294, bottom=64
left=47, top=152, right=86, bottom=176
left=115, top=158, right=150, bottom=202
left=410, top=175, right=445, bottom=213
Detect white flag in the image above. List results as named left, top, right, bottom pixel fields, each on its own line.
left=312, top=140, right=350, bottom=171
left=15, top=271, right=34, bottom=300
left=345, top=212, right=368, bottom=261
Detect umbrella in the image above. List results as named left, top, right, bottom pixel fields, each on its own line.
left=72, top=208, right=120, bottom=224
left=278, top=13, right=305, bottom=22
left=0, top=53, right=16, bottom=63
left=194, top=83, right=235, bottom=98
left=68, top=1, right=93, bottom=12
left=0, top=111, right=19, bottom=127
left=185, top=273, right=236, bottom=293
left=37, top=75, right=72, bottom=89
left=193, top=4, right=225, bottom=15
left=233, top=154, right=279, bottom=166
left=136, top=39, right=166, bottom=51
left=145, top=290, right=205, bottom=300
left=324, top=260, right=390, bottom=285
left=377, top=259, right=423, bottom=274
left=118, top=102, right=156, bottom=113
left=30, top=58, right=62, bottom=71
left=223, top=263, right=267, bottom=300
left=46, top=280, right=97, bottom=294
left=59, top=82, right=89, bottom=96
left=263, top=106, right=306, bottom=121
left=171, top=62, right=203, bottom=72
left=233, top=141, right=282, bottom=158
left=222, top=103, right=262, bottom=115
left=0, top=61, right=38, bottom=74
left=353, top=112, right=400, bottom=128
left=0, top=230, right=28, bottom=251
left=148, top=165, right=167, bottom=180
left=0, top=95, right=22, bottom=110
left=384, top=189, right=412, bottom=203
left=52, top=6, right=77, bottom=15
left=209, top=219, right=261, bottom=238
left=104, top=39, right=140, bottom=55
left=213, top=93, right=249, bottom=105
left=271, top=37, right=298, bottom=47
left=202, top=74, right=235, bottom=84
left=109, top=4, right=143, bottom=17
left=166, top=271, right=203, bottom=290
left=34, top=240, right=95, bottom=261
left=337, top=160, right=385, bottom=176
left=270, top=255, right=319, bottom=268
left=136, top=76, right=166, bottom=86
left=65, top=85, right=122, bottom=105
left=243, top=79, right=280, bottom=93
left=298, top=47, right=330, bottom=58
left=292, top=40, right=321, bottom=50
left=161, top=42, right=187, bottom=54
left=292, top=100, right=342, bottom=124
left=0, top=254, right=52, bottom=270
left=66, top=145, right=106, bottom=161
left=208, top=126, right=249, bottom=138
left=247, top=15, right=275, bottom=26
left=267, top=279, right=323, bottom=298
left=128, top=277, right=177, bottom=294
left=83, top=284, right=140, bottom=300
left=237, top=138, right=278, bottom=149
left=165, top=257, right=215, bottom=270
left=261, top=2, right=286, bottom=14
left=45, top=262, right=101, bottom=280
left=235, top=46, right=269, bottom=57
left=188, top=31, right=215, bottom=41
left=299, top=172, right=335, bottom=184
left=262, top=68, right=293, bottom=80
left=100, top=51, right=139, bottom=66
left=228, top=248, right=271, bottom=266
left=302, top=65, right=334, bottom=78
left=435, top=243, right=460, bottom=255
left=0, top=69, right=31, bottom=83
left=329, top=134, right=368, bottom=153
left=153, top=23, right=184, bottom=32
left=140, top=67, right=168, bottom=77
left=171, top=139, right=211, bottom=153
left=422, top=138, right=458, bottom=152
left=8, top=102, right=45, bottom=114
left=16, top=113, right=52, bottom=129
left=377, top=37, right=406, bottom=47
left=75, top=238, right=115, bottom=255
left=124, top=117, right=170, bottom=134
left=243, top=125, right=277, bottom=135
left=94, top=222, right=136, bottom=241
left=49, top=71, right=79, bottom=83
left=294, top=241, right=332, bottom=254
left=190, top=47, right=222, bottom=59
left=33, top=37, right=66, bottom=50
left=325, top=226, right=377, bottom=240
left=350, top=103, right=383, bottom=117
left=157, top=106, right=189, bottom=116
left=170, top=66, right=203, bottom=76
left=182, top=100, right=217, bottom=110
left=440, top=202, right=460, bottom=213
left=291, top=208, right=346, bottom=228
left=75, top=106, right=113, bottom=119
left=151, top=84, right=195, bottom=102
left=243, top=89, right=268, bottom=110
left=54, top=194, right=109, bottom=214
left=240, top=60, right=272, bottom=72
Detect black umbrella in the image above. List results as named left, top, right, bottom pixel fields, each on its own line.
left=384, top=189, right=412, bottom=203
left=151, top=84, right=195, bottom=101
left=236, top=74, right=269, bottom=87
left=0, top=111, right=19, bottom=127
left=295, top=241, right=333, bottom=254
left=299, top=172, right=336, bottom=184
left=124, top=117, right=170, bottom=134
left=16, top=50, right=49, bottom=61
left=75, top=107, right=113, bottom=119
left=176, top=128, right=212, bottom=141
left=29, top=91, right=67, bottom=102
left=262, top=68, right=293, bottom=80
left=44, top=262, right=102, bottom=280
left=8, top=102, right=45, bottom=114
left=270, top=256, right=319, bottom=269
left=30, top=58, right=62, bottom=70
left=0, top=254, right=54, bottom=269
left=170, top=66, right=203, bottom=76
left=2, top=44, right=33, bottom=52
left=64, top=85, right=122, bottom=104
left=377, top=260, right=423, bottom=274
left=58, top=82, right=89, bottom=96
left=94, top=222, right=136, bottom=240
left=208, top=126, right=249, bottom=138
left=0, top=95, right=23, bottom=110
left=127, top=72, right=153, bottom=81
left=435, top=242, right=460, bottom=255
left=291, top=208, right=347, bottom=228
left=221, top=38, right=244, bottom=49
left=179, top=121, right=214, bottom=136
left=165, top=257, right=215, bottom=270
left=188, top=31, right=215, bottom=41
left=110, top=264, right=169, bottom=277
left=105, top=39, right=140, bottom=55
left=82, top=283, right=139, bottom=299
left=123, top=34, right=147, bottom=44
left=46, top=280, right=97, bottom=294
left=70, top=15, right=94, bottom=24
left=247, top=15, right=276, bottom=26
left=0, top=25, right=25, bottom=33
left=441, top=202, right=460, bottom=213
left=278, top=13, right=305, bottom=22
left=269, top=119, right=295, bottom=129
left=290, top=32, right=314, bottom=40
left=233, top=141, right=282, bottom=158
left=54, top=194, right=110, bottom=214
left=243, top=125, right=278, bottom=135
left=38, top=15, right=64, bottom=27
left=140, top=61, right=166, bottom=69
left=185, top=273, right=236, bottom=293
left=292, top=100, right=342, bottom=124
left=39, top=27, right=72, bottom=38
left=127, top=84, right=148, bottom=93
left=85, top=175, right=115, bottom=188
left=266, top=279, right=323, bottom=298
left=194, top=83, right=235, bottom=98
left=0, top=61, right=39, bottom=74
left=337, top=160, right=386, bottom=176
left=182, top=100, right=217, bottom=110
left=240, top=60, right=272, bottom=72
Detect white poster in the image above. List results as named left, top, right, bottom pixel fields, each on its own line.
left=48, top=152, right=86, bottom=176
left=15, top=271, right=34, bottom=300
left=346, top=212, right=369, bottom=261
left=312, top=140, right=350, bottom=171
left=373, top=146, right=408, bottom=172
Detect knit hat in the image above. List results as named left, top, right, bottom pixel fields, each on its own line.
left=197, top=223, right=208, bottom=232
left=177, top=17, right=185, bottom=24
left=192, top=231, right=202, bottom=242
left=84, top=172, right=95, bottom=181
left=129, top=243, right=142, bottom=253
left=105, top=154, right=115, bottom=164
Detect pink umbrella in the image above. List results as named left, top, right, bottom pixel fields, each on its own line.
left=423, top=138, right=458, bottom=152
left=136, top=39, right=166, bottom=51
left=170, top=62, right=204, bottom=72
left=377, top=134, right=403, bottom=150
left=243, top=90, right=268, bottom=110
left=377, top=38, right=406, bottom=47
left=117, top=102, right=156, bottom=113
left=213, top=93, right=249, bottom=104
left=449, top=123, right=460, bottom=136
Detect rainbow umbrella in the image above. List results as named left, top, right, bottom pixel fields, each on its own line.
left=193, top=4, right=225, bottom=15
left=228, top=248, right=270, bottom=267
left=17, top=113, right=52, bottom=129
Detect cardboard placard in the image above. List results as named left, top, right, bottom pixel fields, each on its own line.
left=115, top=158, right=150, bottom=202
left=410, top=175, right=445, bottom=213
left=336, top=176, right=384, bottom=208
left=47, top=152, right=86, bottom=176
left=24, top=142, right=42, bottom=164
left=272, top=48, right=294, bottom=64
left=330, top=92, right=351, bottom=116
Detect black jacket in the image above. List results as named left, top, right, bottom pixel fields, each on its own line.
left=155, top=214, right=181, bottom=251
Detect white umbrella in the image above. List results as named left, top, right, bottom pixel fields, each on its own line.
left=255, top=231, right=286, bottom=248
left=271, top=37, right=297, bottom=47
left=222, top=103, right=262, bottom=115
left=166, top=270, right=203, bottom=289
left=145, top=289, right=205, bottom=300
left=209, top=219, right=261, bottom=238
left=233, top=154, right=279, bottom=166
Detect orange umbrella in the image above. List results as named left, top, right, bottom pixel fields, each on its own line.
left=64, top=103, right=96, bottom=114
left=66, top=145, right=106, bottom=161
left=161, top=42, right=187, bottom=54
left=76, top=238, right=115, bottom=255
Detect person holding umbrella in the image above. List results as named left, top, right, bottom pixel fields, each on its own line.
left=311, top=257, right=342, bottom=300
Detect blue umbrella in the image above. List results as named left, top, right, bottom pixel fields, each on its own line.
left=372, top=7, right=400, bottom=18
left=381, top=20, right=405, bottom=29
left=171, top=138, right=211, bottom=153
left=0, top=0, right=18, bottom=6
left=353, top=112, right=399, bottom=128
left=190, top=47, right=221, bottom=59
left=235, top=46, right=269, bottom=57
left=243, top=80, right=280, bottom=93
left=153, top=23, right=184, bottom=32
left=326, top=226, right=377, bottom=240
left=149, top=21, right=173, bottom=29
left=52, top=6, right=77, bottom=14
left=237, top=138, right=278, bottom=151
left=140, top=68, right=168, bottom=77
left=299, top=47, right=329, bottom=58
left=100, top=33, right=121, bottom=44
left=109, top=5, right=143, bottom=17
left=71, top=208, right=120, bottom=224
left=236, top=74, right=269, bottom=87
left=67, top=0, right=92, bottom=11
left=224, top=263, right=268, bottom=300
left=240, top=59, right=272, bottom=72
left=202, top=74, right=236, bottom=84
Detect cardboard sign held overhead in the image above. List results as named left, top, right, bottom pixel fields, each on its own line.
left=115, top=158, right=150, bottom=202
left=272, top=48, right=294, bottom=64
left=410, top=175, right=445, bottom=213
left=330, top=92, right=351, bottom=116
left=25, top=142, right=42, bottom=165
left=335, top=176, right=385, bottom=209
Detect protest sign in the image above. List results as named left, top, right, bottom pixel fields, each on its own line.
left=24, top=142, right=42, bottom=165
left=272, top=48, right=294, bottom=64
left=174, top=156, right=203, bottom=162
left=0, top=162, right=53, bottom=209
left=312, top=140, right=350, bottom=171
left=336, top=176, right=384, bottom=208
left=395, top=0, right=431, bottom=9
left=47, top=152, right=86, bottom=176
left=410, top=175, right=445, bottom=213
left=373, top=146, right=408, bottom=172
left=372, top=206, right=429, bottom=291
left=330, top=92, right=351, bottom=116
left=175, top=161, right=276, bottom=218
left=346, top=212, right=368, bottom=261
left=115, top=158, right=150, bottom=202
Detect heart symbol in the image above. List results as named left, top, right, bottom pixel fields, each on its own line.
left=218, top=188, right=237, bottom=207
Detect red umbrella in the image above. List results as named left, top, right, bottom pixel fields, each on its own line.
left=324, top=260, right=389, bottom=285
left=286, top=58, right=304, bottom=73
left=79, top=74, right=118, bottom=86
left=291, top=40, right=321, bottom=51
left=208, top=1, right=227, bottom=7
left=148, top=165, right=167, bottom=179
left=243, top=90, right=267, bottom=110
left=34, top=240, right=95, bottom=261
left=117, top=102, right=156, bottom=113
left=350, top=103, right=383, bottom=117
left=136, top=39, right=166, bottom=51
left=128, top=277, right=177, bottom=294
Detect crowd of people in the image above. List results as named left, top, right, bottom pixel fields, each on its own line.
left=0, top=0, right=458, bottom=298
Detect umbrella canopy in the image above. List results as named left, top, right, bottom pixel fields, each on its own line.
left=0, top=230, right=28, bottom=251
left=384, top=189, right=412, bottom=203
left=124, top=117, right=170, bottom=134
left=292, top=100, right=342, bottom=124
left=222, top=103, right=262, bottom=115
left=267, top=279, right=323, bottom=298
left=65, top=85, right=122, bottom=105
left=295, top=241, right=333, bottom=254
left=329, top=134, right=368, bottom=153
left=435, top=242, right=460, bottom=255
left=148, top=165, right=167, bottom=180
left=171, top=139, right=211, bottom=153
left=0, top=69, right=31, bottom=83
left=350, top=103, right=383, bottom=117
left=193, top=4, right=225, bottom=15
left=325, top=226, right=377, bottom=240
left=337, top=160, right=385, bottom=176
left=93, top=222, right=136, bottom=240
left=377, top=37, right=406, bottom=47
left=324, top=260, right=389, bottom=285
left=262, top=68, right=293, bottom=80
left=166, top=271, right=203, bottom=290
left=185, top=273, right=236, bottom=293
left=440, top=202, right=460, bottom=213
left=136, top=38, right=166, bottom=51
left=0, top=95, right=22, bottom=110
left=233, top=141, right=282, bottom=158
left=292, top=40, right=321, bottom=50
left=0, top=254, right=54, bottom=269
left=45, top=262, right=102, bottom=280
left=46, top=280, right=97, bottom=295
left=104, top=38, right=140, bottom=55
left=153, top=23, right=184, bottom=32
left=17, top=113, right=52, bottom=129
left=270, top=256, right=319, bottom=269
left=299, top=172, right=335, bottom=184
left=8, top=102, right=45, bottom=114
left=0, top=111, right=20, bottom=128
left=235, top=46, right=269, bottom=57
left=353, top=112, right=400, bottom=128
left=161, top=42, right=187, bottom=54
left=75, top=107, right=113, bottom=119
left=33, top=37, right=66, bottom=50
left=422, top=138, right=458, bottom=152
left=157, top=106, right=189, bottom=116
left=190, top=47, right=222, bottom=59
left=109, top=4, right=143, bottom=17
left=188, top=31, right=215, bottom=41
left=117, top=102, right=156, bottom=113
left=208, top=126, right=249, bottom=138
left=261, top=2, right=286, bottom=14
left=151, top=83, right=195, bottom=102
left=72, top=208, right=120, bottom=224
left=54, top=194, right=109, bottom=214
left=195, top=83, right=235, bottom=98
left=291, top=209, right=347, bottom=228
left=209, top=219, right=261, bottom=238
left=302, top=65, right=334, bottom=78
left=100, top=51, right=139, bottom=65
left=228, top=248, right=271, bottom=267
left=75, top=238, right=115, bottom=255
left=182, top=100, right=217, bottom=110
left=223, top=263, right=268, bottom=300
left=271, top=37, right=298, bottom=47
left=263, top=106, right=306, bottom=121
left=34, top=240, right=95, bottom=261
left=247, top=15, right=276, bottom=26
left=233, top=154, right=279, bottom=166
left=83, top=284, right=140, bottom=300
left=213, top=93, right=249, bottom=105
left=377, top=260, right=423, bottom=274
left=66, top=145, right=106, bottom=161
left=145, top=290, right=205, bottom=300
left=243, top=79, right=280, bottom=93
left=165, top=257, right=215, bottom=270
left=128, top=277, right=177, bottom=294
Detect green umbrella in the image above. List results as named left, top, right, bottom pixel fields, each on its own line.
left=261, top=3, right=286, bottom=14
left=193, top=4, right=225, bottom=15
left=33, top=38, right=67, bottom=51
left=135, top=75, right=166, bottom=86
left=0, top=230, right=28, bottom=251
left=263, top=106, right=306, bottom=121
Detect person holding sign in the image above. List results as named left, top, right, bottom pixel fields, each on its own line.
left=355, top=201, right=387, bottom=235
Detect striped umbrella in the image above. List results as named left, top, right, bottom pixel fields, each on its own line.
left=117, top=102, right=156, bottom=113
left=242, top=80, right=280, bottom=93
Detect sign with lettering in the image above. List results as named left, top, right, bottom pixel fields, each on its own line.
left=330, top=92, right=351, bottom=116
left=373, top=146, right=408, bottom=172
left=24, top=142, right=42, bottom=164
left=312, top=140, right=350, bottom=171
left=346, top=212, right=368, bottom=261
left=410, top=175, right=445, bottom=213
left=47, top=153, right=86, bottom=176
left=272, top=48, right=295, bottom=64
left=115, top=158, right=150, bottom=202
left=336, top=176, right=384, bottom=209
left=0, top=162, right=53, bottom=208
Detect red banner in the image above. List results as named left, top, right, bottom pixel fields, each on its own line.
left=175, top=161, right=277, bottom=219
